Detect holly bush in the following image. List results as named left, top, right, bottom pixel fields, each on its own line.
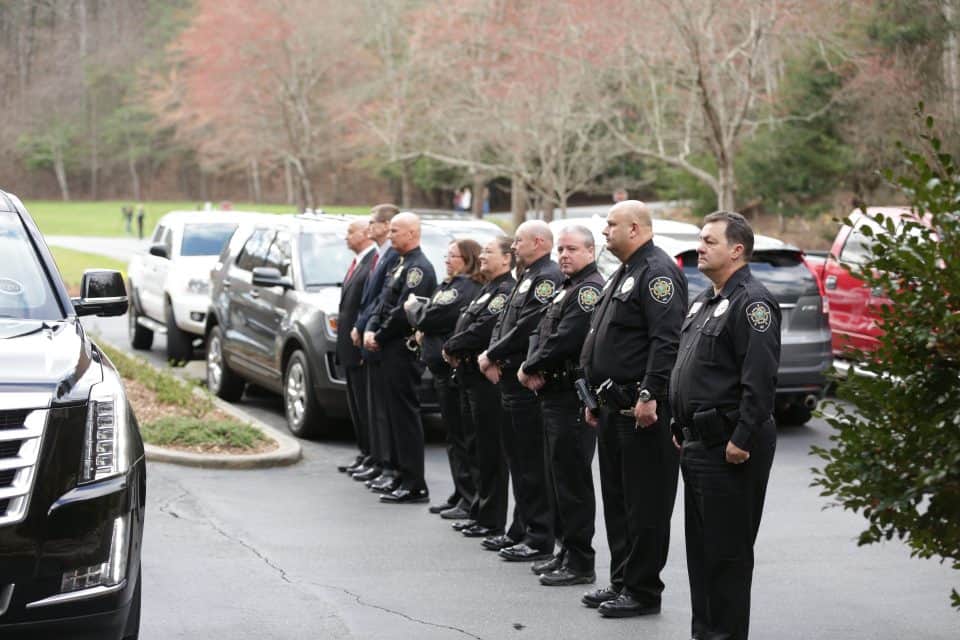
left=811, top=110, right=959, bottom=609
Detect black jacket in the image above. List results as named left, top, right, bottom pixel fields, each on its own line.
left=336, top=248, right=376, bottom=368
left=414, top=274, right=482, bottom=375
left=368, top=246, right=438, bottom=347
left=444, top=271, right=516, bottom=362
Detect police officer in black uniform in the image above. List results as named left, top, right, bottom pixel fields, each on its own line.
left=409, top=239, right=483, bottom=519
left=518, top=225, right=604, bottom=586
left=443, top=237, right=516, bottom=539
left=365, top=212, right=438, bottom=504
left=579, top=200, right=686, bottom=617
left=479, top=220, right=563, bottom=562
left=670, top=211, right=780, bottom=640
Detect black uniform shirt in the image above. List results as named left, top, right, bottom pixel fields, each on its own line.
left=487, top=254, right=563, bottom=368
left=443, top=271, right=516, bottom=358
left=580, top=239, right=687, bottom=395
left=522, top=261, right=604, bottom=375
left=414, top=274, right=481, bottom=373
left=368, top=246, right=438, bottom=345
left=669, top=265, right=781, bottom=450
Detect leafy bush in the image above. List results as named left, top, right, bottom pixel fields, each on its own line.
left=812, top=111, right=960, bottom=609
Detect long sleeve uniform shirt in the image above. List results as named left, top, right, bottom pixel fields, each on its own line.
left=413, top=274, right=481, bottom=373
left=367, top=246, right=438, bottom=346
left=443, top=272, right=516, bottom=359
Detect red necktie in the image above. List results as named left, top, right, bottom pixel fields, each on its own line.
left=371, top=251, right=380, bottom=271
left=345, top=257, right=357, bottom=282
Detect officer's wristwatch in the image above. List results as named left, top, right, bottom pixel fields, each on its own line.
left=637, top=388, right=652, bottom=403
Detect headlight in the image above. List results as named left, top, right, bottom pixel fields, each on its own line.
left=186, top=278, right=210, bottom=295
left=81, top=369, right=131, bottom=483
left=324, top=312, right=338, bottom=340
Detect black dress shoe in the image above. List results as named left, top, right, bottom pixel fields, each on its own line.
left=539, top=567, right=596, bottom=587
left=338, top=455, right=364, bottom=473
left=498, top=543, right=553, bottom=562
left=481, top=534, right=516, bottom=551
left=379, top=487, right=429, bottom=504
left=352, top=466, right=381, bottom=481
left=461, top=524, right=501, bottom=538
left=451, top=520, right=477, bottom=531
left=429, top=502, right=455, bottom=514
left=597, top=593, right=661, bottom=618
left=531, top=555, right=563, bottom=575
left=581, top=585, right=621, bottom=608
left=440, top=506, right=471, bottom=520
left=369, top=475, right=401, bottom=493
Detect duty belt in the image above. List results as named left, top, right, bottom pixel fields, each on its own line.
left=594, top=379, right=641, bottom=417
left=539, top=368, right=575, bottom=392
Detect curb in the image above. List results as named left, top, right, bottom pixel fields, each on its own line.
left=96, top=336, right=302, bottom=469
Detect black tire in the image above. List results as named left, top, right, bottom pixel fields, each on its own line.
left=164, top=299, right=194, bottom=363
left=121, top=573, right=141, bottom=640
left=776, top=403, right=813, bottom=426
left=284, top=350, right=322, bottom=439
left=206, top=325, right=245, bottom=401
left=127, top=287, right=153, bottom=351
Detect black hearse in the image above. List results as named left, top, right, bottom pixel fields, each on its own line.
left=0, top=190, right=144, bottom=639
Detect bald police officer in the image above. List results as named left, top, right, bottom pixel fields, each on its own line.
left=670, top=211, right=780, bottom=640
left=579, top=200, right=686, bottom=618
left=519, top=225, right=604, bottom=586
left=365, top=212, right=437, bottom=504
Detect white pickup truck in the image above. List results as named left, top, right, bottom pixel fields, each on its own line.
left=127, top=210, right=272, bottom=361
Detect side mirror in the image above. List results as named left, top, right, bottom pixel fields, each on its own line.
left=252, top=266, right=293, bottom=290
left=72, top=269, right=128, bottom=317
left=149, top=243, right=169, bottom=259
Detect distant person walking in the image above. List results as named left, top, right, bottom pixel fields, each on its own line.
left=461, top=187, right=472, bottom=212
left=612, top=188, right=628, bottom=204
left=136, top=204, right=145, bottom=239
left=122, top=205, right=133, bottom=235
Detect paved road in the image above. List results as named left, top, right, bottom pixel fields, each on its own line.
left=82, top=314, right=957, bottom=640
left=44, top=235, right=148, bottom=262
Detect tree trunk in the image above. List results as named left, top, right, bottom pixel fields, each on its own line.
left=400, top=161, right=413, bottom=209
left=284, top=158, right=295, bottom=204
left=53, top=147, right=69, bottom=201
left=128, top=140, right=141, bottom=202
left=717, top=161, right=737, bottom=212
left=471, top=174, right=485, bottom=219
left=511, top=175, right=526, bottom=229
left=249, top=157, right=262, bottom=203
left=541, top=201, right=554, bottom=223
left=943, top=1, right=960, bottom=124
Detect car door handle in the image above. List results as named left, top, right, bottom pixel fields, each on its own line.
left=250, top=289, right=260, bottom=299
left=824, top=275, right=837, bottom=290
left=222, top=281, right=231, bottom=289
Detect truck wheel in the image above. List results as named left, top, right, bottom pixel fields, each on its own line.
left=284, top=350, right=322, bottom=439
left=206, top=326, right=245, bottom=401
left=776, top=403, right=813, bottom=426
left=121, top=573, right=141, bottom=639
left=128, top=288, right=153, bottom=350
left=164, top=300, right=194, bottom=364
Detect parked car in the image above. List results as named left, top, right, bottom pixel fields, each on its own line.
left=550, top=217, right=831, bottom=424
left=0, top=190, right=144, bottom=640
left=204, top=214, right=505, bottom=438
left=127, top=210, right=275, bottom=361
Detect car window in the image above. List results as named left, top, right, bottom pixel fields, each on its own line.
left=679, top=249, right=816, bottom=303
left=150, top=224, right=166, bottom=243
left=264, top=230, right=292, bottom=276
left=839, top=227, right=875, bottom=266
left=235, top=228, right=275, bottom=272
left=162, top=228, right=173, bottom=257
left=420, top=226, right=452, bottom=278
left=180, top=223, right=239, bottom=257
left=299, top=230, right=353, bottom=286
left=0, top=211, right=63, bottom=320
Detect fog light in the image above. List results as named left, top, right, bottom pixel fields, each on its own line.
left=190, top=311, right=206, bottom=322
left=60, top=514, right=129, bottom=593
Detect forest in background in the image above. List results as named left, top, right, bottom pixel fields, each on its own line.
left=2, top=0, right=959, bottom=226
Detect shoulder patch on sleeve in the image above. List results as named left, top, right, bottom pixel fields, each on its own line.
left=746, top=301, right=773, bottom=332
left=487, top=293, right=507, bottom=313
left=648, top=276, right=675, bottom=304
left=405, top=267, right=424, bottom=288
left=534, top=279, right=556, bottom=303
left=578, top=286, right=601, bottom=312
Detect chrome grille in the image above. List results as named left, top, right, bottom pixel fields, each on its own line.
left=0, top=401, right=49, bottom=528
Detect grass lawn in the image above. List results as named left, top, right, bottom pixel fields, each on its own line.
left=49, top=246, right=127, bottom=294
left=23, top=200, right=369, bottom=237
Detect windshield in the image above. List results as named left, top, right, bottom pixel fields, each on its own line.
left=0, top=211, right=64, bottom=320
left=299, top=230, right=353, bottom=286
left=180, top=223, right=239, bottom=257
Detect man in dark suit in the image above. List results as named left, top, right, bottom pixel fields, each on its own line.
left=348, top=204, right=401, bottom=487
left=336, top=218, right=377, bottom=473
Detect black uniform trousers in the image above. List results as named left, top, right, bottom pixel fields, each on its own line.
left=365, top=359, right=391, bottom=470
left=380, top=341, right=427, bottom=490
left=597, top=402, right=679, bottom=604
left=458, top=366, right=507, bottom=530
left=499, top=369, right=554, bottom=552
left=682, top=420, right=776, bottom=640
left=435, top=370, right=476, bottom=509
left=345, top=365, right=370, bottom=459
left=539, top=387, right=596, bottom=573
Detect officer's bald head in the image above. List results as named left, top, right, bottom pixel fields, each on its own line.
left=346, top=218, right=372, bottom=253
left=604, top=200, right=654, bottom=262
left=513, top=220, right=553, bottom=267
left=389, top=212, right=421, bottom=254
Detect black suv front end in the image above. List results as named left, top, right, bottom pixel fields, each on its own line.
left=0, top=190, right=144, bottom=640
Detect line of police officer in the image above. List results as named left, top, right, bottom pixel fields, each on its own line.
left=338, top=201, right=780, bottom=640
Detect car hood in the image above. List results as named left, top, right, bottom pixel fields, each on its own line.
left=0, top=319, right=97, bottom=391
left=299, top=285, right=341, bottom=313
